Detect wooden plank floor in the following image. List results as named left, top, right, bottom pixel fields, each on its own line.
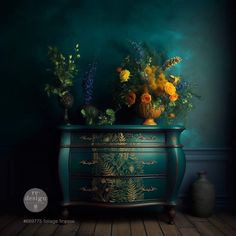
left=0, top=211, right=236, bottom=236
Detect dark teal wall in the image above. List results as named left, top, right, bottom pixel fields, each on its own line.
left=0, top=0, right=234, bottom=148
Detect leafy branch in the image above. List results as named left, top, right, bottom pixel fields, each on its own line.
left=45, top=43, right=80, bottom=97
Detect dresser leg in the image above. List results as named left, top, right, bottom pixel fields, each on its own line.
left=167, top=205, right=176, bottom=224
left=61, top=207, right=69, bottom=220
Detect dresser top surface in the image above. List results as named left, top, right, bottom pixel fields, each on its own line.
left=59, top=125, right=185, bottom=131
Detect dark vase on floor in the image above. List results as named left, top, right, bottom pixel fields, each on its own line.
left=191, top=171, right=215, bottom=217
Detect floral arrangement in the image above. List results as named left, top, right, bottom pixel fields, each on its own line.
left=45, top=43, right=80, bottom=97
left=114, top=41, right=199, bottom=124
left=82, top=61, right=97, bottom=105
left=81, top=62, right=116, bottom=125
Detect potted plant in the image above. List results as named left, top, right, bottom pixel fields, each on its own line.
left=45, top=43, right=80, bottom=124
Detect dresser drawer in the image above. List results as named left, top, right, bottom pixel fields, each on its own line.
left=71, top=132, right=165, bottom=146
left=70, top=177, right=166, bottom=203
left=70, top=148, right=167, bottom=176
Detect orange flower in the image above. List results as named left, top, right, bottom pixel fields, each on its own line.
left=116, top=67, right=122, bottom=73
left=126, top=92, right=136, bottom=106
left=169, top=93, right=179, bottom=102
left=141, top=92, right=152, bottom=104
left=168, top=113, right=176, bottom=118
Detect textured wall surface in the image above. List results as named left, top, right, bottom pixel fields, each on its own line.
left=0, top=0, right=234, bottom=148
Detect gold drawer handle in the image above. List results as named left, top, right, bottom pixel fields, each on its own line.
left=141, top=161, right=157, bottom=165
left=80, top=160, right=97, bottom=165
left=142, top=187, right=158, bottom=192
left=80, top=186, right=98, bottom=192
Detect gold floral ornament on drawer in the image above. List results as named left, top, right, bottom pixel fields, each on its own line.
left=91, top=132, right=143, bottom=177
left=92, top=148, right=143, bottom=177
left=91, top=178, right=144, bottom=203
left=88, top=132, right=146, bottom=203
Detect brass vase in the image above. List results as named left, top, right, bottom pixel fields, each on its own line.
left=137, top=102, right=163, bottom=125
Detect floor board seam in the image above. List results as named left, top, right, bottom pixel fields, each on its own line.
left=215, top=214, right=236, bottom=231
left=93, top=219, right=98, bottom=236
left=141, top=218, right=148, bottom=236
left=110, top=218, right=113, bottom=236
left=207, top=216, right=233, bottom=236
left=183, top=216, right=203, bottom=236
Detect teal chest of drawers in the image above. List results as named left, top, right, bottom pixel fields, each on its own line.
left=58, top=125, right=185, bottom=224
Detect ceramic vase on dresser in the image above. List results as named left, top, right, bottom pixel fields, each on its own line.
left=58, top=125, right=186, bottom=224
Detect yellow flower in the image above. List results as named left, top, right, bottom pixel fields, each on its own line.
left=164, top=82, right=176, bottom=96
left=141, top=92, right=152, bottom=104
left=144, top=65, right=152, bottom=75
left=144, top=65, right=157, bottom=76
left=119, top=69, right=130, bottom=82
left=149, top=76, right=157, bottom=90
left=156, top=81, right=165, bottom=91
left=155, top=73, right=167, bottom=90
left=158, top=73, right=166, bottom=81
left=170, top=75, right=181, bottom=85
left=151, top=66, right=157, bottom=74
left=169, top=93, right=179, bottom=102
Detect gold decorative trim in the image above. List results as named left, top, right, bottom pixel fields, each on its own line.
left=142, top=187, right=158, bottom=192
left=141, top=160, right=157, bottom=165
left=62, top=144, right=183, bottom=148
left=80, top=186, right=98, bottom=192
left=80, top=160, right=98, bottom=165
left=71, top=174, right=167, bottom=178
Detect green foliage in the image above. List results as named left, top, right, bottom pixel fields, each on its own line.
left=81, top=106, right=116, bottom=125
left=81, top=105, right=99, bottom=125
left=161, top=82, right=201, bottom=125
left=45, top=44, right=80, bottom=97
left=97, top=109, right=116, bottom=125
